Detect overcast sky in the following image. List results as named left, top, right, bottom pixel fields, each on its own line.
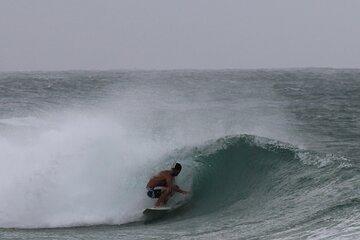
left=1, top=0, right=359, bottom=71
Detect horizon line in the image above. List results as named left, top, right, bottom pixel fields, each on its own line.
left=1, top=66, right=360, bottom=73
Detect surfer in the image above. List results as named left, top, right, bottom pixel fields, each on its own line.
left=146, top=163, right=188, bottom=207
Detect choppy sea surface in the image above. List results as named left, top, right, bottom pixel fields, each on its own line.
left=0, top=69, right=359, bottom=239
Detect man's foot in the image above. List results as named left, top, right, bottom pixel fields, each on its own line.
left=155, top=202, right=165, bottom=208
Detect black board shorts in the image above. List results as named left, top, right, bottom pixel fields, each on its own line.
left=146, top=187, right=165, bottom=198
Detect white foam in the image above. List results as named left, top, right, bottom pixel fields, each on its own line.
left=0, top=112, right=168, bottom=228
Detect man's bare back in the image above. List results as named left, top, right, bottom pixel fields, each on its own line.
left=147, top=170, right=173, bottom=189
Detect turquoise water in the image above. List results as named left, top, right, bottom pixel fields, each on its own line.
left=0, top=69, right=359, bottom=239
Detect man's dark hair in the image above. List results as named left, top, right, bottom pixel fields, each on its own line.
left=172, top=163, right=182, bottom=171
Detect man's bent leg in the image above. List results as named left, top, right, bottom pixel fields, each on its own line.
left=155, top=188, right=172, bottom=207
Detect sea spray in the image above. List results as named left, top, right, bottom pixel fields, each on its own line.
left=0, top=112, right=169, bottom=228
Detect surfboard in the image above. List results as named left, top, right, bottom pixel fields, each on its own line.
left=143, top=199, right=189, bottom=215
left=143, top=206, right=172, bottom=215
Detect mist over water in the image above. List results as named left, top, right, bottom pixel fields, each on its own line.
left=0, top=69, right=359, bottom=239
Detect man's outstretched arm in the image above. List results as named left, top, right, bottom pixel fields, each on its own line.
left=173, top=185, right=189, bottom=194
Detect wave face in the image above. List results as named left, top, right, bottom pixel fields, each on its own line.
left=154, top=134, right=359, bottom=239
left=0, top=69, right=360, bottom=239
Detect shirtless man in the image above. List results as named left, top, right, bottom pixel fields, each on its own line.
left=146, top=163, right=188, bottom=207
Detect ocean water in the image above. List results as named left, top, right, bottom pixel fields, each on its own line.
left=0, top=69, right=359, bottom=239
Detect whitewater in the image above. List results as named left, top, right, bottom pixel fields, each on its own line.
left=0, top=69, right=359, bottom=239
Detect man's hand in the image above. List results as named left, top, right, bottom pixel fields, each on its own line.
left=181, top=190, right=189, bottom=195
left=173, top=185, right=189, bottom=194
